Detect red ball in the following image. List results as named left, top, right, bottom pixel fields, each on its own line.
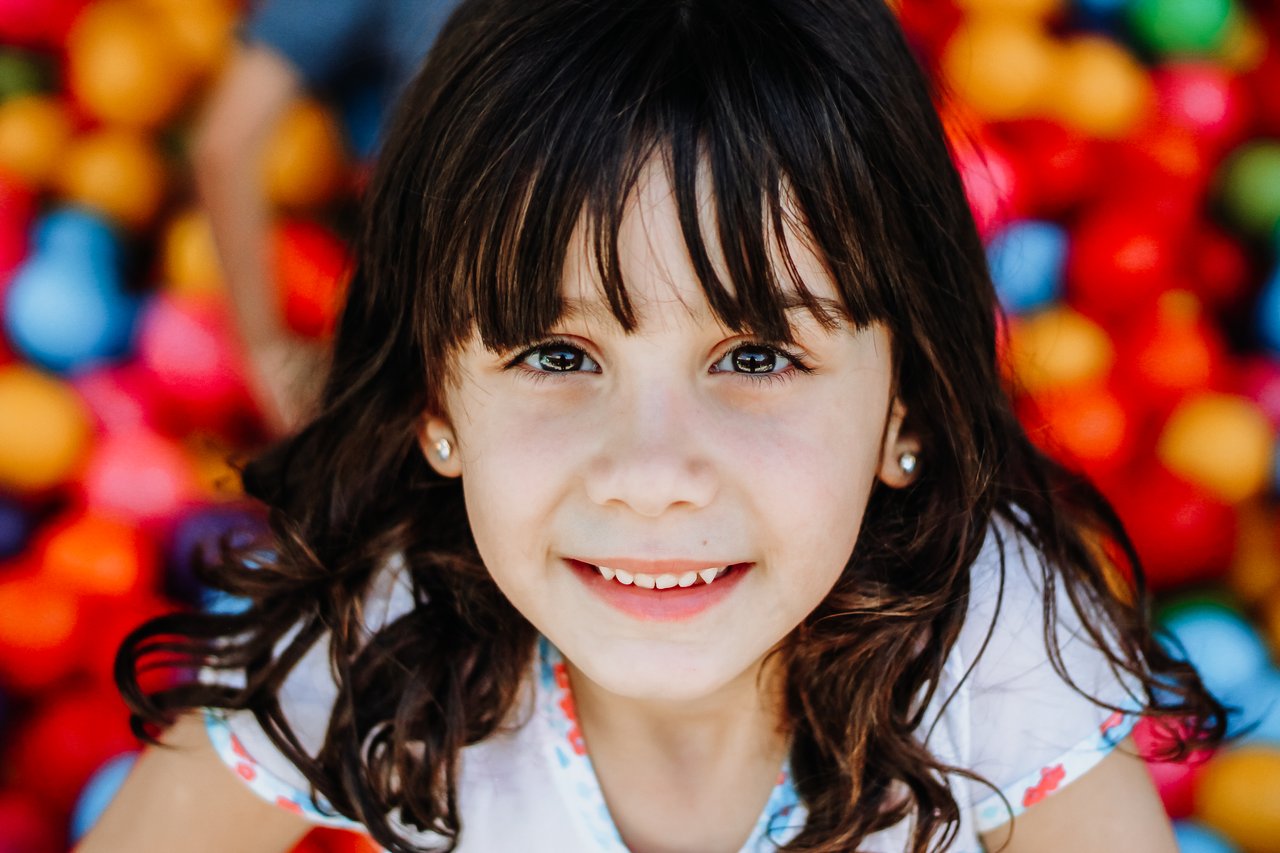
left=1185, top=222, right=1253, bottom=311
left=134, top=293, right=253, bottom=434
left=997, top=119, right=1100, bottom=216
left=1114, top=292, right=1226, bottom=415
left=1244, top=47, right=1280, bottom=137
left=0, top=172, right=33, bottom=287
left=273, top=219, right=350, bottom=339
left=0, top=0, right=89, bottom=47
left=0, top=573, right=81, bottom=693
left=71, top=363, right=165, bottom=436
left=0, top=790, right=62, bottom=853
left=1237, top=357, right=1280, bottom=431
left=1066, top=203, right=1183, bottom=324
left=1132, top=716, right=1215, bottom=819
left=8, top=685, right=136, bottom=817
left=1151, top=62, right=1252, bottom=157
left=1107, top=464, right=1236, bottom=591
left=1019, top=381, right=1137, bottom=481
left=78, top=429, right=200, bottom=528
left=78, top=592, right=173, bottom=688
left=951, top=130, right=1024, bottom=238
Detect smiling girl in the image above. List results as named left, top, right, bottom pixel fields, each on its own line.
left=85, top=0, right=1225, bottom=851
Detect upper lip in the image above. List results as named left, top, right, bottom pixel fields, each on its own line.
left=568, top=557, right=746, bottom=574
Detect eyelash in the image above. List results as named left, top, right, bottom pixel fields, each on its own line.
left=504, top=337, right=814, bottom=384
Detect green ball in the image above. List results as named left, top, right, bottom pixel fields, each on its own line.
left=1127, top=0, right=1236, bottom=56
left=1218, top=141, right=1280, bottom=238
left=0, top=49, right=47, bottom=102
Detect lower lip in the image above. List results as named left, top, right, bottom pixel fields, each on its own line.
left=565, top=559, right=752, bottom=622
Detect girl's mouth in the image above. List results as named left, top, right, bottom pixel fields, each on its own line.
left=563, top=558, right=752, bottom=621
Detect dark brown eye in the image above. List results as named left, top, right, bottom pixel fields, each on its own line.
left=730, top=345, right=778, bottom=374
left=537, top=346, right=584, bottom=371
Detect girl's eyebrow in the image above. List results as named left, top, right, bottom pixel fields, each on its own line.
left=557, top=293, right=854, bottom=327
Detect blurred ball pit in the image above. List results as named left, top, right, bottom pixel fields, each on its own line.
left=0, top=364, right=90, bottom=492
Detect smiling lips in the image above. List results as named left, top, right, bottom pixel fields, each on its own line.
left=565, top=558, right=750, bottom=621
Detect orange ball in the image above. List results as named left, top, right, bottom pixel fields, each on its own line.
left=0, top=574, right=81, bottom=691
left=39, top=511, right=158, bottom=597
left=953, top=0, right=1064, bottom=17
left=0, top=95, right=72, bottom=186
left=941, top=18, right=1057, bottom=121
left=139, top=0, right=237, bottom=80
left=262, top=100, right=348, bottom=210
left=162, top=207, right=224, bottom=295
left=66, top=1, right=194, bottom=129
left=1025, top=382, right=1133, bottom=476
left=274, top=219, right=351, bottom=338
left=56, top=127, right=167, bottom=229
left=0, top=364, right=91, bottom=493
left=1047, top=36, right=1153, bottom=138
left=1156, top=393, right=1273, bottom=504
left=1005, top=307, right=1114, bottom=395
left=1228, top=502, right=1280, bottom=605
left=1195, top=747, right=1280, bottom=852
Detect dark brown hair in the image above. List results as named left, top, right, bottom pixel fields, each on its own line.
left=119, top=0, right=1226, bottom=850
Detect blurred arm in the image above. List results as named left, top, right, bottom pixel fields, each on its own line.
left=74, top=714, right=312, bottom=853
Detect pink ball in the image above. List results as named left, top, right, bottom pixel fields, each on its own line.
left=1237, top=357, right=1280, bottom=431
left=1132, top=716, right=1215, bottom=819
left=78, top=429, right=200, bottom=527
left=71, top=363, right=163, bottom=435
left=1152, top=63, right=1251, bottom=157
left=134, top=293, right=252, bottom=433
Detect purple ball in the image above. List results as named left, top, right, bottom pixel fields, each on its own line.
left=165, top=504, right=268, bottom=605
left=0, top=495, right=28, bottom=559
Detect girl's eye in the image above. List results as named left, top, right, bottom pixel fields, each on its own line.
left=510, top=341, right=600, bottom=374
left=712, top=343, right=811, bottom=378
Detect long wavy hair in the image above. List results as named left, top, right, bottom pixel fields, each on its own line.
left=118, top=0, right=1227, bottom=850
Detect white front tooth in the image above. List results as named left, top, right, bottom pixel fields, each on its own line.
left=678, top=571, right=697, bottom=587
left=615, top=569, right=634, bottom=585
left=633, top=572, right=657, bottom=589
left=597, top=565, right=616, bottom=581
left=698, top=568, right=720, bottom=584
left=655, top=573, right=678, bottom=589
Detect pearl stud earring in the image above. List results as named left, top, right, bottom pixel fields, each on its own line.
left=898, top=450, right=917, bottom=475
left=433, top=437, right=453, bottom=462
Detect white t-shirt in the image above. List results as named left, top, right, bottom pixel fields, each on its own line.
left=204, top=515, right=1141, bottom=851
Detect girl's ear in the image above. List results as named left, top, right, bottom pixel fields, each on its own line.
left=419, top=414, right=463, bottom=478
left=877, top=397, right=921, bottom=488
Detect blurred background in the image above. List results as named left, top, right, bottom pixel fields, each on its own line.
left=0, top=0, right=1277, bottom=851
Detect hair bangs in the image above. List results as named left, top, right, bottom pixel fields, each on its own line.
left=411, top=0, right=900, bottom=363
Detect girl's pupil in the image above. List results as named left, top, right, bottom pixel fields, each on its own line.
left=539, top=346, right=582, bottom=371
left=733, top=346, right=776, bottom=373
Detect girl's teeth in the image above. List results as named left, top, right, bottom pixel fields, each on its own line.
left=699, top=568, right=719, bottom=584
left=598, top=565, right=616, bottom=581
left=614, top=568, right=634, bottom=585
left=594, top=564, right=731, bottom=588
left=655, top=574, right=678, bottom=589
left=678, top=571, right=697, bottom=587
left=633, top=573, right=657, bottom=589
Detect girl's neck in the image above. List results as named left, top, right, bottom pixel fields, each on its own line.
left=564, top=654, right=791, bottom=853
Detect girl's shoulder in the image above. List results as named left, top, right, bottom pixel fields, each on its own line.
left=932, top=508, right=1142, bottom=833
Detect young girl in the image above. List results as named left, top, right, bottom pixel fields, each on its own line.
left=85, top=0, right=1225, bottom=850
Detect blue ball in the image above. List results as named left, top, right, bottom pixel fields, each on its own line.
left=986, top=220, right=1068, bottom=314
left=70, top=752, right=139, bottom=842
left=1173, top=820, right=1239, bottom=853
left=1225, top=667, right=1280, bottom=746
left=3, top=212, right=138, bottom=373
left=0, top=493, right=29, bottom=559
left=1256, top=266, right=1280, bottom=353
left=1159, top=602, right=1272, bottom=701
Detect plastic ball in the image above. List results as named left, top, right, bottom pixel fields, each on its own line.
left=1066, top=203, right=1180, bottom=322
left=1195, top=747, right=1280, bottom=852
left=1256, top=268, right=1280, bottom=354
left=1152, top=63, right=1252, bottom=156
left=0, top=0, right=88, bottom=47
left=1127, top=0, right=1240, bottom=57
left=1022, top=381, right=1135, bottom=478
left=1187, top=223, right=1252, bottom=310
left=1218, top=140, right=1280, bottom=239
left=1005, top=306, right=1113, bottom=396
left=996, top=119, right=1100, bottom=216
left=0, top=95, right=72, bottom=186
left=161, top=208, right=224, bottom=296
left=263, top=99, right=348, bottom=210
left=0, top=574, right=80, bottom=691
left=1115, top=291, right=1225, bottom=413
left=939, top=18, right=1056, bottom=122
left=55, top=127, right=167, bottom=229
left=134, top=293, right=252, bottom=432
left=166, top=503, right=266, bottom=605
left=69, top=752, right=138, bottom=843
left=0, top=171, right=33, bottom=278
left=986, top=219, right=1067, bottom=314
left=1133, top=716, right=1215, bottom=818
left=78, top=429, right=201, bottom=526
left=1229, top=668, right=1280, bottom=746
left=0, top=791, right=61, bottom=853
left=952, top=0, right=1063, bottom=16
left=71, top=363, right=164, bottom=435
left=0, top=47, right=48, bottom=99
left=7, top=685, right=136, bottom=816
left=1226, top=502, right=1280, bottom=605
left=0, top=493, right=29, bottom=558
left=0, top=365, right=91, bottom=493
left=39, top=511, right=158, bottom=597
left=1160, top=599, right=1271, bottom=700
left=1156, top=393, right=1272, bottom=504
left=78, top=591, right=172, bottom=687
left=275, top=219, right=350, bottom=338
left=140, top=0, right=237, bottom=81
left=1174, top=821, right=1241, bottom=853
left=1266, top=590, right=1280, bottom=658
left=1108, top=464, right=1236, bottom=589
left=1047, top=35, right=1153, bottom=139
left=65, top=1, right=194, bottom=129
left=952, top=131, right=1022, bottom=237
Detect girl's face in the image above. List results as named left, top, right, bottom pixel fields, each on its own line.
left=423, top=162, right=917, bottom=704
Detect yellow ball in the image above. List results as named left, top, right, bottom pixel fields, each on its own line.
left=137, top=0, right=237, bottom=80
left=1006, top=307, right=1114, bottom=395
left=1047, top=36, right=1153, bottom=139
left=56, top=127, right=168, bottom=229
left=1157, top=393, right=1273, bottom=504
left=261, top=99, right=348, bottom=210
left=941, top=18, right=1058, bottom=122
left=953, top=0, right=1065, bottom=18
left=1196, top=747, right=1280, bottom=852
left=66, top=1, right=195, bottom=129
left=162, top=208, right=224, bottom=295
left=1229, top=502, right=1280, bottom=605
left=0, top=96, right=72, bottom=187
left=0, top=365, right=92, bottom=493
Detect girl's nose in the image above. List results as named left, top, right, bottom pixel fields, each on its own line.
left=583, top=386, right=719, bottom=517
